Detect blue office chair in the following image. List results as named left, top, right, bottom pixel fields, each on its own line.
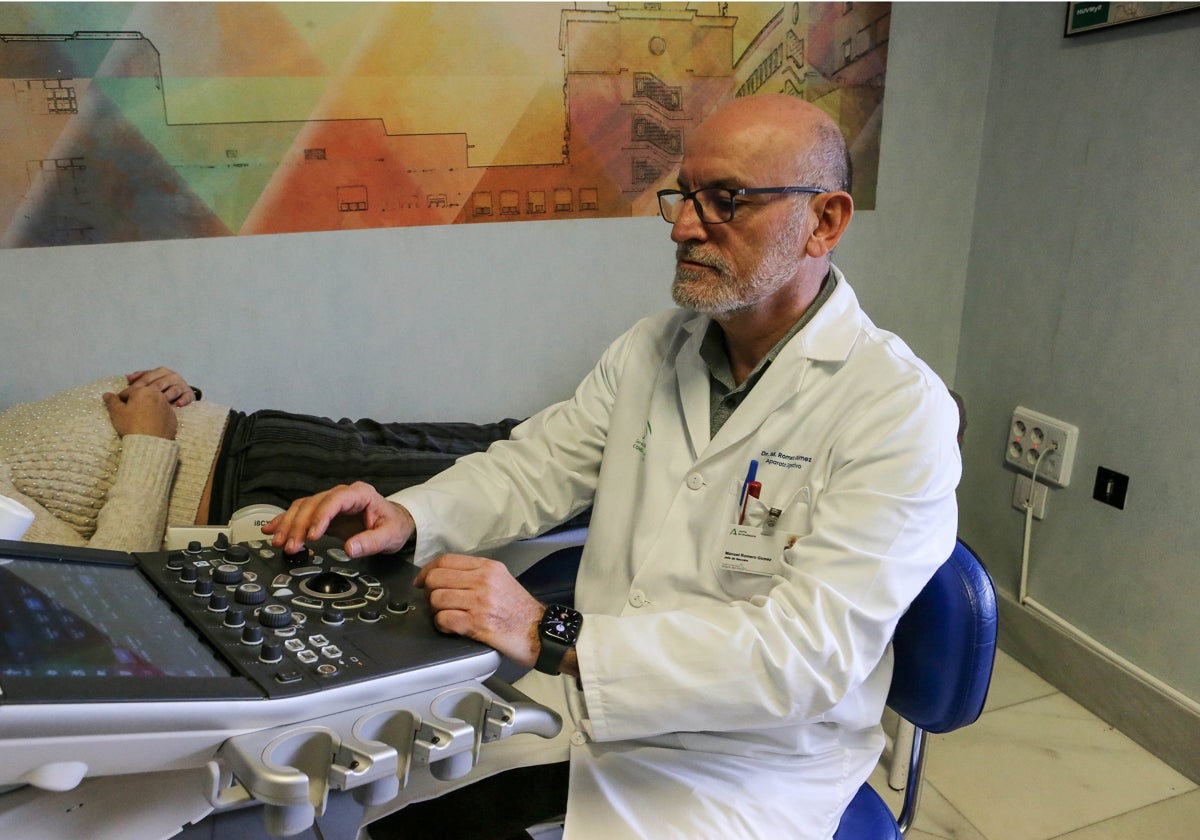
left=516, top=543, right=583, bottom=608
left=833, top=538, right=998, bottom=839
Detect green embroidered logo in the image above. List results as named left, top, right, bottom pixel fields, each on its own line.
left=632, top=420, right=651, bottom=460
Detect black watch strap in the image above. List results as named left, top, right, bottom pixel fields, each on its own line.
left=534, top=604, right=582, bottom=676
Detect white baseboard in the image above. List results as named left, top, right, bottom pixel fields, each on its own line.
left=996, top=590, right=1199, bottom=784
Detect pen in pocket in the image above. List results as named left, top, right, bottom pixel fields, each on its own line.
left=738, top=459, right=761, bottom=525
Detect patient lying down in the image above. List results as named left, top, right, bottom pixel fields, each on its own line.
left=0, top=368, right=520, bottom=553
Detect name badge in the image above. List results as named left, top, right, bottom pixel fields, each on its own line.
left=720, top=525, right=796, bottom=576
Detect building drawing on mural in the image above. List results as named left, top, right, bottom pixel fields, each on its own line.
left=0, top=2, right=890, bottom=248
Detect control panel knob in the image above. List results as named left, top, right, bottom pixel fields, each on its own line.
left=192, top=578, right=214, bottom=598
left=179, top=566, right=198, bottom=584
left=235, top=583, right=267, bottom=605
left=259, top=642, right=283, bottom=663
left=186, top=540, right=203, bottom=554
left=321, top=607, right=345, bottom=626
left=225, top=544, right=250, bottom=564
left=207, top=592, right=229, bottom=612
left=224, top=608, right=246, bottom=629
left=258, top=604, right=292, bottom=628
left=283, top=546, right=310, bottom=566
left=241, top=624, right=264, bottom=645
left=213, top=564, right=244, bottom=586
left=213, top=532, right=230, bottom=550
left=166, top=552, right=186, bottom=570
left=360, top=608, right=381, bottom=622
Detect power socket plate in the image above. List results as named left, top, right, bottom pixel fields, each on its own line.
left=1005, top=406, right=1079, bottom=487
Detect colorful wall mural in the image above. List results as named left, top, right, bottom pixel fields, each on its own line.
left=0, top=2, right=891, bottom=248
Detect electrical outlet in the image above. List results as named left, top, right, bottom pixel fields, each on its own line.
left=1012, top=474, right=1047, bottom=519
left=1005, top=406, right=1079, bottom=487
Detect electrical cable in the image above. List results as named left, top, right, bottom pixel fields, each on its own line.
left=1018, top=442, right=1054, bottom=605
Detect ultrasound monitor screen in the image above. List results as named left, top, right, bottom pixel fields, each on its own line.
left=0, top=556, right=231, bottom=680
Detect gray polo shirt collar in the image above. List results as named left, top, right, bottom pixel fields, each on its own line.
left=700, top=272, right=837, bottom=438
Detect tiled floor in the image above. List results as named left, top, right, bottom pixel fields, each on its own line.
left=870, top=649, right=1199, bottom=839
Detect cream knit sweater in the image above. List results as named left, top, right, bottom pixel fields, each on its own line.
left=0, top=376, right=229, bottom=552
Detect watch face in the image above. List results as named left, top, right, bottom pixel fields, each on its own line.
left=541, top=605, right=582, bottom=644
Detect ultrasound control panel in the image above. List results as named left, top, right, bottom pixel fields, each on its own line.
left=142, top=535, right=489, bottom=700
left=0, top=536, right=491, bottom=706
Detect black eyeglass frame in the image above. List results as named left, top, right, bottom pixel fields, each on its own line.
left=656, top=186, right=826, bottom=224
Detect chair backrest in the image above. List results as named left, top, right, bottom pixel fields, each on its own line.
left=516, top=544, right=583, bottom=608
left=887, top=538, right=998, bottom=734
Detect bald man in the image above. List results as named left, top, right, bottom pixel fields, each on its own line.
left=272, top=95, right=961, bottom=839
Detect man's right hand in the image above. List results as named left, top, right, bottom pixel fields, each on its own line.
left=262, top=481, right=416, bottom=559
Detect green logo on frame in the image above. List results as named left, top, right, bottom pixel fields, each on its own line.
left=1071, top=2, right=1110, bottom=30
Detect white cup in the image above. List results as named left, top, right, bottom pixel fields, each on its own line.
left=0, top=494, right=35, bottom=540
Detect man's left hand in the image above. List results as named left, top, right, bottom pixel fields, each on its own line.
left=415, top=554, right=545, bottom=668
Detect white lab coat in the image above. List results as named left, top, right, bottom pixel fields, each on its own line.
left=392, top=269, right=961, bottom=839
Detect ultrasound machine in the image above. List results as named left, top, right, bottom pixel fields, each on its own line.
left=0, top=533, right=565, bottom=838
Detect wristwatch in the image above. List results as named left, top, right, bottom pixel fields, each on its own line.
left=534, top=604, right=583, bottom=676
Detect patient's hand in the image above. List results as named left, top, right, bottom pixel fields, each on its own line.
left=125, top=367, right=196, bottom=407
left=103, top=386, right=178, bottom=440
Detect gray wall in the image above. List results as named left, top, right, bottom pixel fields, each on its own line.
left=955, top=2, right=1200, bottom=708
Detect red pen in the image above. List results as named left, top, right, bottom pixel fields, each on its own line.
left=739, top=480, right=761, bottom=524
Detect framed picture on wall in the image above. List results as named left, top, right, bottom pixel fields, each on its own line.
left=1065, top=2, right=1200, bottom=36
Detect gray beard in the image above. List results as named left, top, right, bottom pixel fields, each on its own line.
left=671, top=205, right=807, bottom=316
left=671, top=238, right=799, bottom=316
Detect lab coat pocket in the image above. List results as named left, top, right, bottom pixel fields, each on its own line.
left=770, top=486, right=811, bottom=539
left=713, top=481, right=790, bottom=597
left=727, top=477, right=772, bottom=528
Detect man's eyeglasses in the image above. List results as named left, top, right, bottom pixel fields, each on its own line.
left=656, top=186, right=825, bottom=225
